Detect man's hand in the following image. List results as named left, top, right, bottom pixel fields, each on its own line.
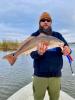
left=37, top=41, right=48, bottom=55
left=61, top=45, right=71, bottom=56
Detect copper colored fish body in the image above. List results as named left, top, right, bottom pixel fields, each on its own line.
left=3, top=33, right=64, bottom=65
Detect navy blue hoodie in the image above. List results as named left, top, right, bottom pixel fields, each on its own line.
left=30, top=30, right=68, bottom=77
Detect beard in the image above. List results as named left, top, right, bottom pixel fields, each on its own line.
left=39, top=25, right=52, bottom=35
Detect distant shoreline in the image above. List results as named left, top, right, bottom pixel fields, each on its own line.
left=69, top=43, right=75, bottom=44
left=0, top=40, right=75, bottom=51
left=0, top=40, right=20, bottom=51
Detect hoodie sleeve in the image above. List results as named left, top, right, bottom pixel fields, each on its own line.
left=30, top=51, right=43, bottom=59
left=58, top=32, right=72, bottom=54
left=58, top=33, right=68, bottom=46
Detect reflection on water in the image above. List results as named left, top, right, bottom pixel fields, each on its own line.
left=0, top=53, right=33, bottom=100
left=0, top=44, right=75, bottom=100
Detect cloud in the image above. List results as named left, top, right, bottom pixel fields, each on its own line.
left=0, top=0, right=75, bottom=42
left=0, top=23, right=26, bottom=33
left=58, top=28, right=75, bottom=43
left=0, top=32, right=30, bottom=42
left=63, top=34, right=75, bottom=43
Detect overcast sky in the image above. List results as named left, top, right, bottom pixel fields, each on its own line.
left=0, top=0, right=75, bottom=42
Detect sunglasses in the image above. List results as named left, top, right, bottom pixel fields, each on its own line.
left=40, top=19, right=51, bottom=22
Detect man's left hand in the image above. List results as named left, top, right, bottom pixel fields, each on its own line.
left=62, top=45, right=71, bottom=56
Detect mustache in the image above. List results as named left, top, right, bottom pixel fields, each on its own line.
left=44, top=23, right=48, bottom=26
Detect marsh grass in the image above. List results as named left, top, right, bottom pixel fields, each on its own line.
left=0, top=40, right=20, bottom=51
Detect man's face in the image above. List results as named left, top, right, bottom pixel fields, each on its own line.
left=40, top=19, right=52, bottom=30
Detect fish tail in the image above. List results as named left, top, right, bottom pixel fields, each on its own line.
left=3, top=53, right=17, bottom=65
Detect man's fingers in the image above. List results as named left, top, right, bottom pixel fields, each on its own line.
left=62, top=46, right=71, bottom=56
left=37, top=42, right=48, bottom=54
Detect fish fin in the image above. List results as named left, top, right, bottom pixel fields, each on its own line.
left=3, top=53, right=17, bottom=65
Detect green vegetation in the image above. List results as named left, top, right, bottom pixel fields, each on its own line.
left=0, top=40, right=20, bottom=51
left=0, top=40, right=75, bottom=52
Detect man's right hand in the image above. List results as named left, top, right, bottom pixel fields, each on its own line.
left=37, top=41, right=48, bottom=55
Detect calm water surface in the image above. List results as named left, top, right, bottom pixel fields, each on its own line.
left=0, top=44, right=75, bottom=100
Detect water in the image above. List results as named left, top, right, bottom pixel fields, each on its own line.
left=0, top=44, right=75, bottom=100
left=61, top=44, right=75, bottom=98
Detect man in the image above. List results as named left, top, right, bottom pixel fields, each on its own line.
left=30, top=12, right=71, bottom=100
